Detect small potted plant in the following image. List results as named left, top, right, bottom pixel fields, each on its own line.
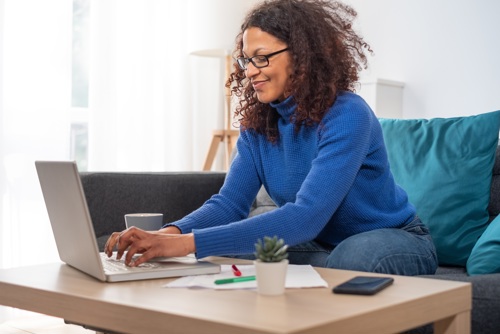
left=254, top=236, right=289, bottom=295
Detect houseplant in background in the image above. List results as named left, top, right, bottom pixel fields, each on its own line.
left=254, top=236, right=289, bottom=296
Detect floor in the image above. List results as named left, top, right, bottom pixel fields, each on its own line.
left=0, top=310, right=93, bottom=334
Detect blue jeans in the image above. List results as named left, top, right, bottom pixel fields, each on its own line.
left=230, top=217, right=438, bottom=276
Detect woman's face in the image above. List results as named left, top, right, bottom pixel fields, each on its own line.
left=242, top=27, right=293, bottom=103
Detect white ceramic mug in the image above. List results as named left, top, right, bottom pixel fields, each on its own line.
left=124, top=213, right=163, bottom=230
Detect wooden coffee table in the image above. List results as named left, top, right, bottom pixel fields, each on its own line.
left=0, top=257, right=471, bottom=334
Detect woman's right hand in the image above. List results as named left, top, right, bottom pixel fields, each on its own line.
left=103, top=225, right=192, bottom=267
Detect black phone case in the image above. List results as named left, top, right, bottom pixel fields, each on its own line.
left=332, top=276, right=394, bottom=295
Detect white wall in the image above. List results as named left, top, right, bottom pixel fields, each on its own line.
left=345, top=0, right=500, bottom=119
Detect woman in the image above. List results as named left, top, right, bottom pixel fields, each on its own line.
left=105, top=0, right=437, bottom=275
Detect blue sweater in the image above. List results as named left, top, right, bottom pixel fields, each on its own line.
left=172, top=92, right=415, bottom=259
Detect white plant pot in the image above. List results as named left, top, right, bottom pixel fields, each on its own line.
left=254, top=259, right=289, bottom=296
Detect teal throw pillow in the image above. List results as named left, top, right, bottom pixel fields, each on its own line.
left=467, top=215, right=500, bottom=275
left=379, top=110, right=500, bottom=266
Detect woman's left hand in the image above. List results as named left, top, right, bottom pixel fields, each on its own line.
left=107, top=227, right=195, bottom=267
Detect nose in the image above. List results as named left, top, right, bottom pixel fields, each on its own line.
left=245, top=62, right=260, bottom=78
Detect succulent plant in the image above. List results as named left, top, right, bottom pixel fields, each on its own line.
left=254, top=236, right=289, bottom=263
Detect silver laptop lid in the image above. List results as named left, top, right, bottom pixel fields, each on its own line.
left=35, top=161, right=107, bottom=281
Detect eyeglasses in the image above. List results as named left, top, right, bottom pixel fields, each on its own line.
left=236, top=48, right=289, bottom=70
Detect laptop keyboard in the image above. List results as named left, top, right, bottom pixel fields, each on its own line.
left=101, top=254, right=161, bottom=272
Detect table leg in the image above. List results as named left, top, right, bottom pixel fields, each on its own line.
left=434, top=311, right=470, bottom=334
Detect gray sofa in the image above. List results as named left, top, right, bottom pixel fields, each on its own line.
left=80, top=146, right=500, bottom=334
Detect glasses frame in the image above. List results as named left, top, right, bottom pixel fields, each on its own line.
left=236, top=48, right=289, bottom=70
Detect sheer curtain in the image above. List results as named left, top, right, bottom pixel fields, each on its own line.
left=0, top=0, right=72, bottom=321
left=0, top=0, right=72, bottom=269
left=0, top=0, right=201, bottom=271
left=88, top=0, right=194, bottom=172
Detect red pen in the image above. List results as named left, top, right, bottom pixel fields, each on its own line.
left=231, top=264, right=242, bottom=276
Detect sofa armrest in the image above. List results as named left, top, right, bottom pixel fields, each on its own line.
left=80, top=172, right=226, bottom=251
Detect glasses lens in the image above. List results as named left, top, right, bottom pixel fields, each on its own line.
left=252, top=56, right=268, bottom=68
left=236, top=58, right=247, bottom=70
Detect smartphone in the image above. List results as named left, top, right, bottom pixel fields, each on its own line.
left=332, top=276, right=394, bottom=295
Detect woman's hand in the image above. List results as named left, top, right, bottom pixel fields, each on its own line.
left=104, top=226, right=195, bottom=267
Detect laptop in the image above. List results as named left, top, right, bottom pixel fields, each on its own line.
left=35, top=161, right=220, bottom=282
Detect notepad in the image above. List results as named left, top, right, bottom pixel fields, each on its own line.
left=164, top=264, right=328, bottom=290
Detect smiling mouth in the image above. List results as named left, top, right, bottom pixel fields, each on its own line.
left=252, top=80, right=266, bottom=90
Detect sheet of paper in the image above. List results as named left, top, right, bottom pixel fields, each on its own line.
left=164, top=264, right=328, bottom=290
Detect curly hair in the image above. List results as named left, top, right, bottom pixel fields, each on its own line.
left=227, top=0, right=372, bottom=143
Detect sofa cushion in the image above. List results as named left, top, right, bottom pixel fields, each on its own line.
left=379, top=111, right=500, bottom=266
left=467, top=215, right=500, bottom=275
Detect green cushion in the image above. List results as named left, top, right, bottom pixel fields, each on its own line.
left=379, top=111, right=500, bottom=266
left=467, top=215, right=500, bottom=275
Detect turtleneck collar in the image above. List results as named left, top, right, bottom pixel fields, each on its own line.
left=270, top=96, right=296, bottom=119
